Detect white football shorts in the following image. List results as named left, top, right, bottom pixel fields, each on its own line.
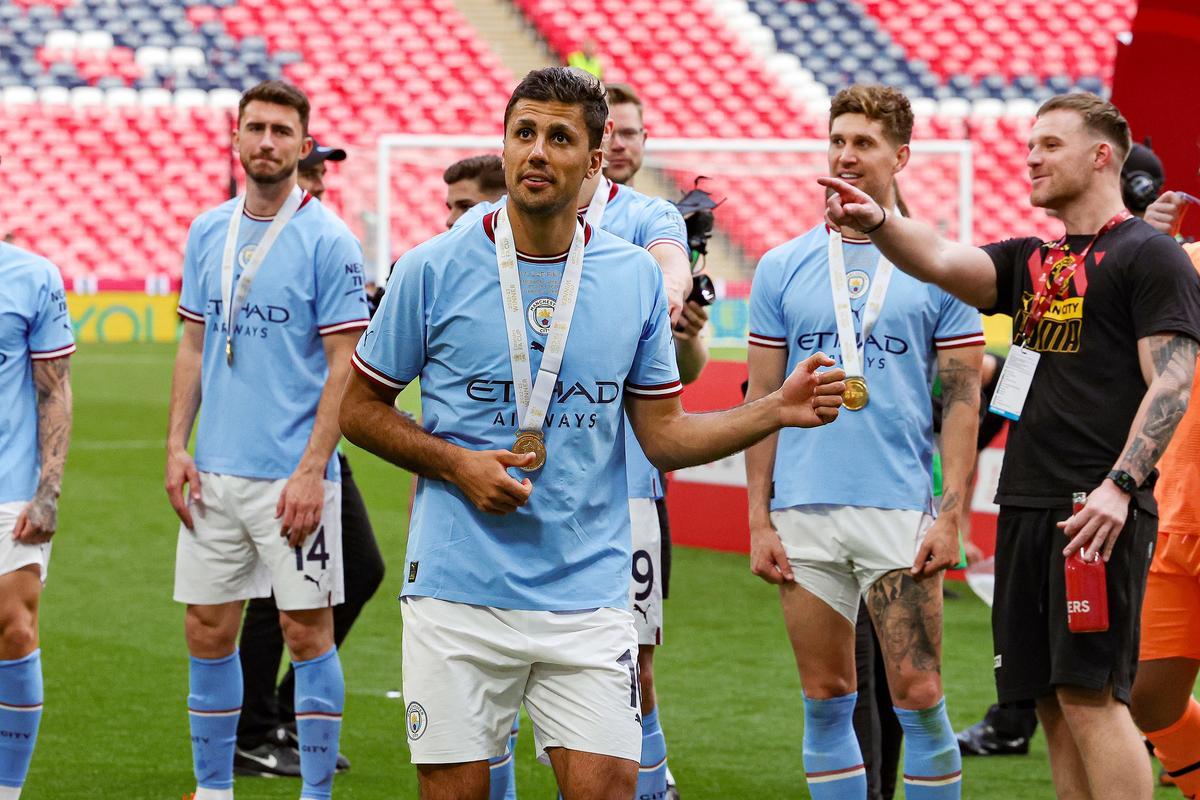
left=173, top=472, right=343, bottom=610
left=771, top=505, right=933, bottom=623
left=401, top=596, right=642, bottom=765
left=0, top=501, right=51, bottom=583
left=628, top=498, right=664, bottom=646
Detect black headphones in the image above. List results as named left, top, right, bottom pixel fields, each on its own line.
left=1122, top=170, right=1162, bottom=213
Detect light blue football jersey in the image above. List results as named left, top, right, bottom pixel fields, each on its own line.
left=456, top=184, right=689, bottom=499
left=177, top=194, right=369, bottom=482
left=353, top=209, right=682, bottom=611
left=0, top=243, right=76, bottom=504
left=748, top=223, right=984, bottom=512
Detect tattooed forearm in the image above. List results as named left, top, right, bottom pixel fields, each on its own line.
left=866, top=570, right=943, bottom=675
left=938, top=356, right=981, bottom=413
left=937, top=348, right=982, bottom=519
left=32, top=357, right=73, bottom=499
left=1116, top=334, right=1197, bottom=484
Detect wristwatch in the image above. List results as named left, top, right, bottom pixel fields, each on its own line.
left=1106, top=469, right=1138, bottom=495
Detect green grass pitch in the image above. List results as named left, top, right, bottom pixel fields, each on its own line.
left=25, top=342, right=1190, bottom=798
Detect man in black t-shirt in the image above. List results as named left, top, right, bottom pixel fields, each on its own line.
left=820, top=93, right=1200, bottom=800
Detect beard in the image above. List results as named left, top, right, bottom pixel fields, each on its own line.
left=508, top=182, right=573, bottom=218
left=241, top=154, right=296, bottom=186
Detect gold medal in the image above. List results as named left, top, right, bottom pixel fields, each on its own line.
left=843, top=376, right=869, bottom=411
left=512, top=430, right=546, bottom=471
left=226, top=340, right=233, bottom=366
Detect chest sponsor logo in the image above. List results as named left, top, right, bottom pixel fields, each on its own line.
left=204, top=298, right=292, bottom=340
left=527, top=297, right=555, bottom=336
left=846, top=270, right=869, bottom=299
left=1016, top=292, right=1083, bottom=353
left=795, top=331, right=910, bottom=372
left=467, top=377, right=617, bottom=430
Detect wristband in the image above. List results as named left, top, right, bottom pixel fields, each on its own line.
left=861, top=207, right=887, bottom=235
left=1106, top=469, right=1138, bottom=495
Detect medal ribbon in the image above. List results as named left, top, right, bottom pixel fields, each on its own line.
left=582, top=175, right=611, bottom=228
left=220, top=185, right=304, bottom=364
left=827, top=215, right=898, bottom=379
left=1016, top=209, right=1131, bottom=345
left=494, top=206, right=586, bottom=434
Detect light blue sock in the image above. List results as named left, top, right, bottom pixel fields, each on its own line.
left=802, top=692, right=866, bottom=799
left=487, top=713, right=518, bottom=800
left=0, top=650, right=42, bottom=791
left=895, top=698, right=962, bottom=799
left=637, top=706, right=668, bottom=800
left=187, top=652, right=241, bottom=791
left=294, top=647, right=344, bottom=800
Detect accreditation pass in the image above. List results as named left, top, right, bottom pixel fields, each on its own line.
left=988, top=345, right=1040, bottom=420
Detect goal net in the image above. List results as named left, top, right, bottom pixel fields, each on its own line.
left=359, top=135, right=972, bottom=347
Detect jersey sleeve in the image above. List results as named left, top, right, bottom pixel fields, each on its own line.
left=933, top=288, right=986, bottom=350
left=177, top=218, right=206, bottom=323
left=315, top=229, right=370, bottom=335
left=1128, top=233, right=1200, bottom=342
left=351, top=250, right=426, bottom=391
left=28, top=262, right=75, bottom=360
left=980, top=237, right=1036, bottom=317
left=747, top=250, right=788, bottom=349
left=640, top=198, right=689, bottom=257
left=625, top=256, right=682, bottom=400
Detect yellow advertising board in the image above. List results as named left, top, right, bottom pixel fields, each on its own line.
left=68, top=293, right=181, bottom=343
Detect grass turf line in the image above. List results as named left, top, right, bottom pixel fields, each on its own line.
left=27, top=342, right=1190, bottom=798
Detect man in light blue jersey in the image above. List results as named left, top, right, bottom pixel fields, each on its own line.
left=0, top=242, right=74, bottom=800
left=485, top=83, right=708, bottom=800
left=165, top=79, right=368, bottom=800
left=340, top=66, right=845, bottom=800
left=745, top=85, right=983, bottom=800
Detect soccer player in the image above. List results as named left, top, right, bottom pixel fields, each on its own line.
left=822, top=93, right=1200, bottom=800
left=339, top=66, right=844, bottom=800
left=165, top=79, right=369, bottom=800
left=746, top=85, right=981, bottom=800
left=1132, top=193, right=1200, bottom=799
left=233, top=134, right=379, bottom=778
left=0, top=241, right=74, bottom=800
left=445, top=155, right=506, bottom=229
left=602, top=83, right=644, bottom=189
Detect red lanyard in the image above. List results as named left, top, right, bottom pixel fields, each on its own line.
left=1016, top=210, right=1132, bottom=345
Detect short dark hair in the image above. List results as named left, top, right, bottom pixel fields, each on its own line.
left=238, top=80, right=310, bottom=134
left=1037, top=92, right=1132, bottom=165
left=605, top=82, right=643, bottom=121
left=443, top=154, right=505, bottom=194
left=503, top=67, right=607, bottom=149
left=829, top=84, right=914, bottom=146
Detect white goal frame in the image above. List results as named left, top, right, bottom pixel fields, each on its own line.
left=374, top=134, right=973, bottom=283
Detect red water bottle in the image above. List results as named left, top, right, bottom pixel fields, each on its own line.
left=1064, top=491, right=1110, bottom=633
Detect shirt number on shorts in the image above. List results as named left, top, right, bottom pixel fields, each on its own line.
left=632, top=549, right=654, bottom=602
left=617, top=649, right=639, bottom=709
left=294, top=526, right=329, bottom=571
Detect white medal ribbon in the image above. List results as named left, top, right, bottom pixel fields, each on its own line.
left=494, top=206, right=586, bottom=433
left=583, top=175, right=611, bottom=228
left=220, top=185, right=304, bottom=364
left=826, top=213, right=898, bottom=379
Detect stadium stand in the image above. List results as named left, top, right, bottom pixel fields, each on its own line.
left=0, top=0, right=1131, bottom=280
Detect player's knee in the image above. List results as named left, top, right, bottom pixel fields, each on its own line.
left=889, top=674, right=943, bottom=710
left=0, top=616, right=38, bottom=659
left=280, top=615, right=333, bottom=661
left=804, top=675, right=856, bottom=699
left=600, top=760, right=638, bottom=800
left=184, top=607, right=238, bottom=656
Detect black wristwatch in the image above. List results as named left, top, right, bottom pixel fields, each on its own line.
left=1106, top=469, right=1138, bottom=495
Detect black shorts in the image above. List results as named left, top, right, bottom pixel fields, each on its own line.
left=992, top=503, right=1156, bottom=704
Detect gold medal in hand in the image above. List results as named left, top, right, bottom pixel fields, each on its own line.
left=512, top=431, right=546, bottom=471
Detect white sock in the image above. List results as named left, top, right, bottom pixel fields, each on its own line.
left=0, top=786, right=22, bottom=800
left=193, top=788, right=233, bottom=800
left=665, top=765, right=676, bottom=786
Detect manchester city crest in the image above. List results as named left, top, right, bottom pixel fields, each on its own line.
left=846, top=270, right=870, bottom=299
left=238, top=244, right=257, bottom=269
left=527, top=297, right=555, bottom=335
left=406, top=701, right=428, bottom=740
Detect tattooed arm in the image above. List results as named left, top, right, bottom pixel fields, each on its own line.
left=13, top=357, right=73, bottom=544
left=913, top=345, right=983, bottom=578
left=1062, top=332, right=1198, bottom=561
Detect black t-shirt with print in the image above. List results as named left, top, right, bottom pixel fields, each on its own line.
left=981, top=217, right=1200, bottom=509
